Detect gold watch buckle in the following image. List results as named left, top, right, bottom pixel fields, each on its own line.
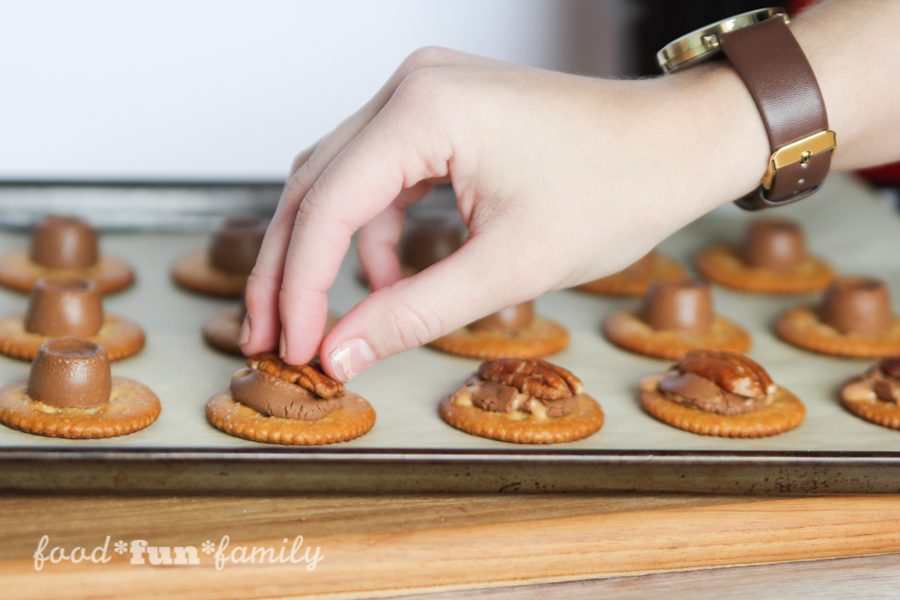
left=761, top=130, right=836, bottom=190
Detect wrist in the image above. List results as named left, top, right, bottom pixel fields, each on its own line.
left=650, top=63, right=771, bottom=214
left=651, top=8, right=842, bottom=212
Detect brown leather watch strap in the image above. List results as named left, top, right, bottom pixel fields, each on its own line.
left=719, top=16, right=833, bottom=210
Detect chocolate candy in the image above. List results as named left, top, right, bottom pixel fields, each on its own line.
left=639, top=280, right=713, bottom=333
left=26, top=338, right=111, bottom=409
left=208, top=218, right=267, bottom=275
left=819, top=276, right=892, bottom=336
left=469, top=301, right=535, bottom=334
left=29, top=216, right=99, bottom=269
left=229, top=367, right=339, bottom=421
left=24, top=275, right=104, bottom=337
left=740, top=219, right=808, bottom=272
left=881, top=357, right=900, bottom=381
left=399, top=214, right=464, bottom=272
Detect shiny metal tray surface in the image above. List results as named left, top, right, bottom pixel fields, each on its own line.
left=0, top=175, right=898, bottom=493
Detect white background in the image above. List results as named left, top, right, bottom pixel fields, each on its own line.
left=0, top=0, right=628, bottom=181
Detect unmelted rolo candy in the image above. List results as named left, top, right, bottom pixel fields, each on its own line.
left=29, top=216, right=99, bottom=269
left=740, top=219, right=808, bottom=272
left=819, top=276, right=892, bottom=336
left=24, top=275, right=104, bottom=337
left=399, top=214, right=464, bottom=272
left=26, top=338, right=111, bottom=409
left=469, top=301, right=534, bottom=334
left=208, top=218, right=267, bottom=275
left=639, top=280, right=713, bottom=333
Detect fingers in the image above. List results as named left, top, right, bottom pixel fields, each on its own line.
left=277, top=71, right=459, bottom=366
left=356, top=180, right=434, bottom=290
left=242, top=47, right=486, bottom=356
left=321, top=232, right=531, bottom=381
left=357, top=205, right=406, bottom=291
left=288, top=143, right=318, bottom=177
left=240, top=141, right=320, bottom=355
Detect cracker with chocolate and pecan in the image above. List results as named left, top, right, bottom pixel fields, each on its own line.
left=841, top=357, right=900, bottom=430
left=639, top=349, right=805, bottom=438
left=439, top=358, right=604, bottom=444
left=206, top=352, right=376, bottom=445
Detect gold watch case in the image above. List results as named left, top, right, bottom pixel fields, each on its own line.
left=656, top=7, right=789, bottom=73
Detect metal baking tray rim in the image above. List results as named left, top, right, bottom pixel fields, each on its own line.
left=3, top=447, right=900, bottom=465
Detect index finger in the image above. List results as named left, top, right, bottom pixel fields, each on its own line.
left=278, top=81, right=456, bottom=365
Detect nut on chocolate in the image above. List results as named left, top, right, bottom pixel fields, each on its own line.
left=676, top=350, right=774, bottom=399
left=879, top=357, right=900, bottom=381
left=247, top=353, right=344, bottom=399
left=477, top=358, right=582, bottom=401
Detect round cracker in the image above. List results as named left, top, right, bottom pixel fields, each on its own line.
left=0, top=314, right=145, bottom=362
left=640, top=384, right=805, bottom=438
left=206, top=392, right=376, bottom=445
left=840, top=377, right=900, bottom=430
left=428, top=317, right=569, bottom=359
left=171, top=250, right=246, bottom=298
left=0, top=250, right=134, bottom=295
left=695, top=245, right=833, bottom=295
left=0, top=377, right=160, bottom=439
left=577, top=252, right=686, bottom=297
left=604, top=311, right=752, bottom=360
left=439, top=393, right=603, bottom=444
left=775, top=306, right=900, bottom=358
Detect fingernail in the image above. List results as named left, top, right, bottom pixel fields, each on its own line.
left=239, top=315, right=251, bottom=347
left=328, top=338, right=376, bottom=382
left=279, top=330, right=287, bottom=358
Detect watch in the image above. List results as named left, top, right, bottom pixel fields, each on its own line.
left=657, top=8, right=836, bottom=211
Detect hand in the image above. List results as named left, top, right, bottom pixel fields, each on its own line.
left=240, top=46, right=768, bottom=381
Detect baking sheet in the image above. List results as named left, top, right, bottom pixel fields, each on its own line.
left=0, top=174, right=898, bottom=492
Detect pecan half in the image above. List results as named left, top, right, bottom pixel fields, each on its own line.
left=880, top=357, right=900, bottom=381
left=676, top=350, right=773, bottom=399
left=247, top=352, right=344, bottom=399
left=477, top=358, right=582, bottom=401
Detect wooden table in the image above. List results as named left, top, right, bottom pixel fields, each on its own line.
left=3, top=493, right=899, bottom=598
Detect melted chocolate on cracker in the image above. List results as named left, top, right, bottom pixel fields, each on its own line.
left=658, top=350, right=773, bottom=416
left=230, top=354, right=344, bottom=421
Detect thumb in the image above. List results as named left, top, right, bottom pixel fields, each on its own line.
left=321, top=232, right=528, bottom=381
